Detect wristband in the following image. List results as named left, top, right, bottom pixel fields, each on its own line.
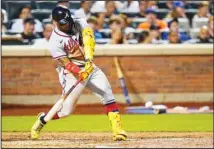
left=65, top=62, right=80, bottom=74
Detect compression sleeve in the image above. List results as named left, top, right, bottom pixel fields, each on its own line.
left=82, top=27, right=95, bottom=61
left=75, top=18, right=95, bottom=61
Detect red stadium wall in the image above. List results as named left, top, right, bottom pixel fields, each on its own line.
left=2, top=56, right=213, bottom=95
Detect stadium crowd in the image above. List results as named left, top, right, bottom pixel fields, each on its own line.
left=1, top=0, right=214, bottom=46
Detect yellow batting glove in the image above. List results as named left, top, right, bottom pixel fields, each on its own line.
left=79, top=60, right=94, bottom=81
left=79, top=71, right=89, bottom=81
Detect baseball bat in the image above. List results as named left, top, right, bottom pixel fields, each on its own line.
left=114, top=57, right=131, bottom=105
left=44, top=77, right=83, bottom=122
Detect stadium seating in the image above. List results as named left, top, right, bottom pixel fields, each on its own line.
left=189, top=28, right=200, bottom=39
left=157, top=1, right=169, bottom=9
left=99, top=29, right=111, bottom=38
left=185, top=9, right=198, bottom=26
left=127, top=39, right=138, bottom=44
left=185, top=1, right=199, bottom=9
left=120, top=12, right=139, bottom=18
left=2, top=0, right=81, bottom=20
left=2, top=34, right=25, bottom=45
left=69, top=1, right=81, bottom=10
left=31, top=9, right=52, bottom=22
left=178, top=18, right=190, bottom=33
left=2, top=1, right=7, bottom=12
left=3, top=1, right=33, bottom=20
left=192, top=18, right=209, bottom=29
left=34, top=1, right=58, bottom=10
left=210, top=1, right=214, bottom=14
left=157, top=9, right=169, bottom=19
left=95, top=38, right=111, bottom=44
left=131, top=18, right=147, bottom=28
left=132, top=29, right=145, bottom=41
left=1, top=0, right=213, bottom=44
left=5, top=19, right=16, bottom=30
left=42, top=18, right=52, bottom=25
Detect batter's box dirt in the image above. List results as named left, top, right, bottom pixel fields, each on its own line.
left=2, top=132, right=213, bottom=148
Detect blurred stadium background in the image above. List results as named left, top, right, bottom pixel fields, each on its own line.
left=1, top=0, right=214, bottom=45
left=1, top=0, right=213, bottom=148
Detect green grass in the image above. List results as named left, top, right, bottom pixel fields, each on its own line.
left=2, top=114, right=213, bottom=132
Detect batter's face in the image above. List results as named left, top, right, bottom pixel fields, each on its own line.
left=56, top=21, right=70, bottom=32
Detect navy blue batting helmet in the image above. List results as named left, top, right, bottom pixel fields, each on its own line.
left=52, top=6, right=73, bottom=25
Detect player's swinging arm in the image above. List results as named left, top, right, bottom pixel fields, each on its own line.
left=44, top=77, right=83, bottom=122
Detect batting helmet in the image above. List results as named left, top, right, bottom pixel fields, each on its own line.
left=52, top=6, right=74, bottom=26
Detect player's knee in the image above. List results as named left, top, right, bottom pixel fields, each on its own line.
left=102, top=93, right=115, bottom=105
left=103, top=97, right=116, bottom=105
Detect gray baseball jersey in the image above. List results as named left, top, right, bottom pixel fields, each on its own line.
left=48, top=18, right=115, bottom=117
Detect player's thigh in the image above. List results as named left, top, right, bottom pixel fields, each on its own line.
left=65, top=74, right=85, bottom=94
left=57, top=71, right=86, bottom=115
left=86, top=67, right=115, bottom=104
left=58, top=68, right=85, bottom=93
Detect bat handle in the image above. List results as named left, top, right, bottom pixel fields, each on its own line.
left=75, top=77, right=83, bottom=86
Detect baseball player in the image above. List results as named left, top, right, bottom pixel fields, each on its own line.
left=31, top=6, right=127, bottom=141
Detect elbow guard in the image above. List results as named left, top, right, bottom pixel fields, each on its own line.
left=82, top=27, right=95, bottom=61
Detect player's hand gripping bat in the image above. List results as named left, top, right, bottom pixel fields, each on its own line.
left=114, top=57, right=131, bottom=105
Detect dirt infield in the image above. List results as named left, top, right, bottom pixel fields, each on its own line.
left=2, top=132, right=213, bottom=148
left=2, top=102, right=213, bottom=116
